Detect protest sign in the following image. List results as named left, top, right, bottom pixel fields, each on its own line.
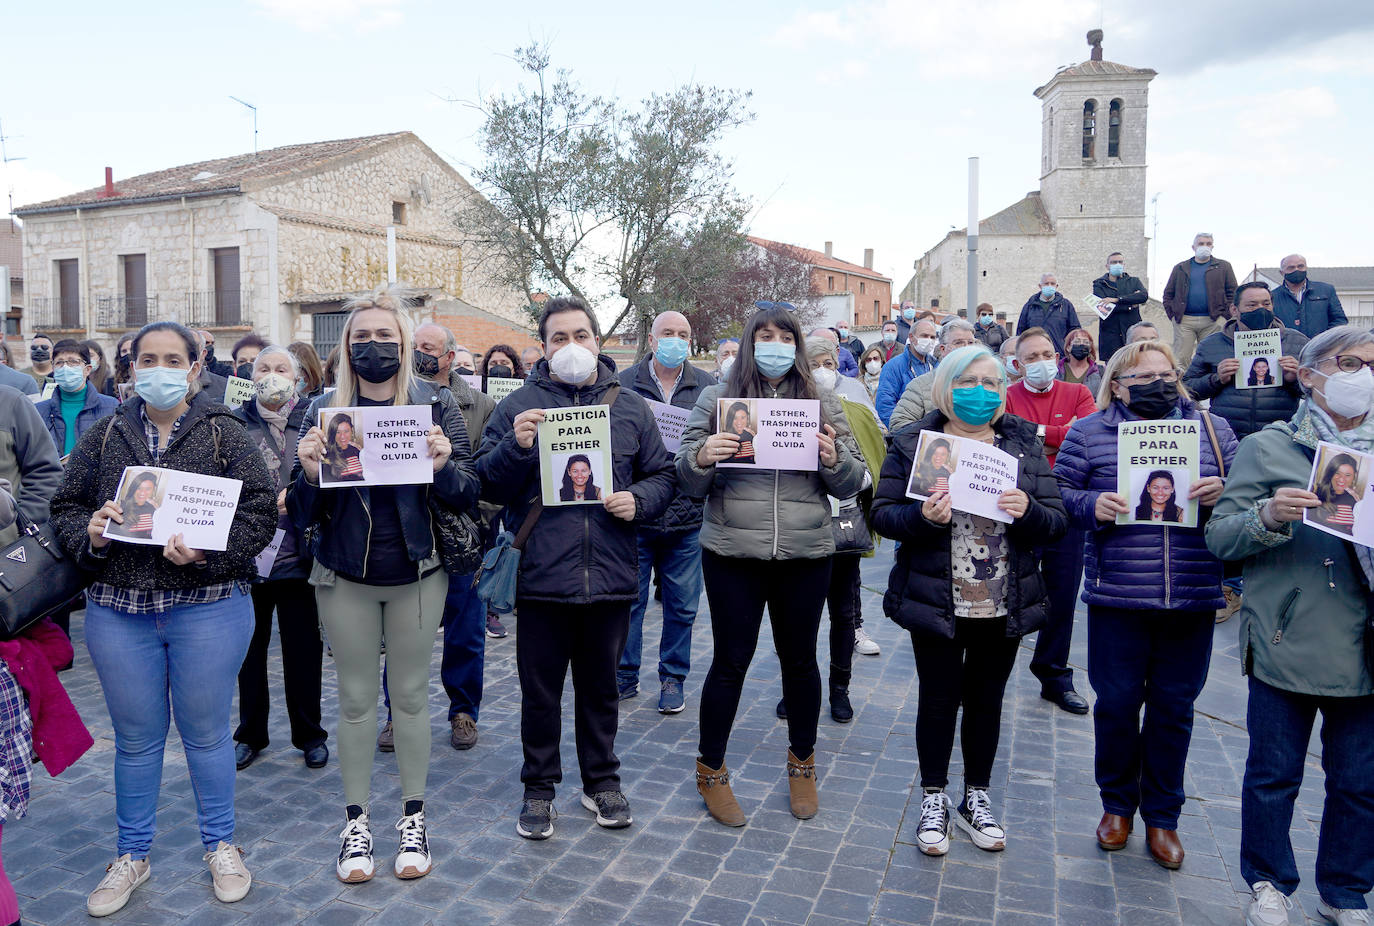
left=254, top=528, right=287, bottom=578
left=486, top=377, right=522, bottom=403
left=457, top=372, right=483, bottom=392
left=102, top=466, right=244, bottom=551
left=1303, top=441, right=1374, bottom=546
left=224, top=376, right=257, bottom=406
left=29, top=383, right=57, bottom=403
left=1234, top=328, right=1283, bottom=390
left=539, top=404, right=613, bottom=505
left=1116, top=420, right=1200, bottom=528
left=645, top=399, right=690, bottom=452
left=318, top=405, right=435, bottom=488
left=1084, top=293, right=1113, bottom=321
left=715, top=398, right=821, bottom=471
left=904, top=430, right=1019, bottom=524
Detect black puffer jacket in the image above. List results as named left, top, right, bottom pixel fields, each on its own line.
left=50, top=393, right=278, bottom=588
left=619, top=357, right=716, bottom=534
left=475, top=357, right=676, bottom=604
left=1183, top=320, right=1308, bottom=439
left=288, top=380, right=480, bottom=577
left=871, top=410, right=1067, bottom=639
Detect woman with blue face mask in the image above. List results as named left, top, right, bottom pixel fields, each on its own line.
left=48, top=321, right=279, bottom=916
left=870, top=344, right=1067, bottom=859
left=677, top=304, right=866, bottom=827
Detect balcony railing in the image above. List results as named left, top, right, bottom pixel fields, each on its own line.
left=26, top=296, right=82, bottom=330
left=186, top=290, right=248, bottom=328
left=96, top=294, right=158, bottom=330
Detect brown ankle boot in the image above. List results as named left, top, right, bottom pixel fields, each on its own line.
left=786, top=749, right=819, bottom=819
left=696, top=760, right=746, bottom=827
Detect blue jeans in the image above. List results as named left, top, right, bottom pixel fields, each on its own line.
left=1086, top=605, right=1213, bottom=828
left=1241, top=676, right=1374, bottom=909
left=619, top=529, right=702, bottom=689
left=85, top=589, right=254, bottom=857
left=440, top=571, right=485, bottom=721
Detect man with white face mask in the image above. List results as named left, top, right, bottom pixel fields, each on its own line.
left=875, top=316, right=939, bottom=425
left=475, top=295, right=677, bottom=841
left=1004, top=328, right=1098, bottom=715
left=1163, top=232, right=1237, bottom=367
left=887, top=319, right=976, bottom=431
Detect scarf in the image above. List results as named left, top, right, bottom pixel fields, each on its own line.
left=253, top=397, right=297, bottom=486
left=1299, top=399, right=1374, bottom=585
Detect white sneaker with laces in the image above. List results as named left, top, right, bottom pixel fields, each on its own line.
left=916, top=790, right=951, bottom=856
left=956, top=787, right=1007, bottom=851
left=336, top=814, right=375, bottom=883
left=1247, top=881, right=1293, bottom=926
left=86, top=854, right=151, bottom=917
left=203, top=841, right=251, bottom=903
left=394, top=810, right=433, bottom=879
left=854, top=627, right=880, bottom=656
left=1318, top=899, right=1371, bottom=926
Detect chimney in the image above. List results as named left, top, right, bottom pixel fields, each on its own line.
left=99, top=167, right=116, bottom=199
left=824, top=241, right=833, bottom=258
left=863, top=248, right=874, bottom=270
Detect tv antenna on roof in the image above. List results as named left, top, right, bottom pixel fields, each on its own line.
left=229, top=96, right=259, bottom=156
left=0, top=118, right=25, bottom=163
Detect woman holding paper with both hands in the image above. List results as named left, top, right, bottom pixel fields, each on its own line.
left=1053, top=339, right=1236, bottom=871
left=870, top=344, right=1066, bottom=858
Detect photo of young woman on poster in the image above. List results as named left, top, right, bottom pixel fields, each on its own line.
left=557, top=452, right=604, bottom=502
left=1310, top=451, right=1362, bottom=534
left=907, top=436, right=956, bottom=498
left=322, top=411, right=365, bottom=483
left=1245, top=357, right=1276, bottom=387
left=108, top=470, right=161, bottom=540
left=1133, top=469, right=1184, bottom=523
left=723, top=400, right=756, bottom=464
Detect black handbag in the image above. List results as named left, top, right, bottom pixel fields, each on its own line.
left=0, top=512, right=87, bottom=640
left=832, top=499, right=874, bottom=555
left=429, top=499, right=484, bottom=576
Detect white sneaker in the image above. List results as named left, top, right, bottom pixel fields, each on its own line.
left=956, top=788, right=1007, bottom=851
left=854, top=627, right=880, bottom=656
left=1318, top=900, right=1371, bottom=925
left=203, top=842, right=251, bottom=903
left=394, top=810, right=433, bottom=879
left=916, top=790, right=951, bottom=856
left=1247, top=881, right=1293, bottom=926
left=87, top=854, right=150, bottom=917
left=336, top=814, right=375, bottom=883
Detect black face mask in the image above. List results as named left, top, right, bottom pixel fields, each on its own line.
left=1239, top=307, right=1274, bottom=331
left=455, top=366, right=476, bottom=376
left=1125, top=379, right=1179, bottom=420
left=350, top=340, right=401, bottom=384
left=1069, top=343, right=1091, bottom=360
left=235, top=362, right=254, bottom=380
left=117, top=353, right=132, bottom=372
left=487, top=364, right=513, bottom=379
left=412, top=351, right=442, bottom=378
left=1284, top=269, right=1307, bottom=286
left=30, top=347, right=50, bottom=363
left=204, top=346, right=216, bottom=363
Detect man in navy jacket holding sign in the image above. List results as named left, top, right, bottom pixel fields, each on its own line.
left=475, top=295, right=675, bottom=842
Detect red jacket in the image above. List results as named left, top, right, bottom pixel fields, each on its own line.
left=1005, top=381, right=1098, bottom=467
left=0, top=619, right=93, bottom=777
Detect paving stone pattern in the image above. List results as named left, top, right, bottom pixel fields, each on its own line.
left=11, top=554, right=1335, bottom=924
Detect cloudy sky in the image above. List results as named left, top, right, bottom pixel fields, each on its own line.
left=4, top=0, right=1371, bottom=305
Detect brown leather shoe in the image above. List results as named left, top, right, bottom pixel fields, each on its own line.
left=1146, top=826, right=1184, bottom=869
left=696, top=760, right=746, bottom=827
left=1096, top=812, right=1132, bottom=850
left=786, top=749, right=819, bottom=819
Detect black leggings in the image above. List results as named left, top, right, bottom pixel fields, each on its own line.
left=827, top=554, right=861, bottom=687
left=912, top=617, right=1019, bottom=791
left=698, top=550, right=832, bottom=768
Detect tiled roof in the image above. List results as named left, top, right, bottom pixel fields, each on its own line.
left=1256, top=267, right=1374, bottom=291
left=0, top=222, right=20, bottom=277
left=15, top=133, right=413, bottom=213
left=1034, top=58, right=1156, bottom=96
left=746, top=236, right=891, bottom=282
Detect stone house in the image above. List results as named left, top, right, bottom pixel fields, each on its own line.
left=13, top=132, right=537, bottom=362
left=746, top=236, right=893, bottom=330
left=1, top=220, right=21, bottom=340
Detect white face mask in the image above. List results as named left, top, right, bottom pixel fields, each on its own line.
left=1317, top=367, right=1374, bottom=420
left=1194, top=245, right=1213, bottom=260
left=812, top=367, right=838, bottom=391
left=882, top=331, right=896, bottom=344
left=548, top=342, right=597, bottom=385
left=915, top=337, right=938, bottom=356
left=719, top=356, right=735, bottom=376
left=1022, top=359, right=1058, bottom=389
left=90, top=356, right=101, bottom=373
left=864, top=359, right=882, bottom=375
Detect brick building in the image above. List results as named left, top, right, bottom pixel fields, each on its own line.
left=746, top=236, right=892, bottom=329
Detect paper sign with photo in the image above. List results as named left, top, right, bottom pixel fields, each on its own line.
left=1084, top=293, right=1113, bottom=321
left=715, top=398, right=820, bottom=471
left=224, top=376, right=257, bottom=406
left=317, top=405, right=435, bottom=488
left=539, top=405, right=613, bottom=505
left=1233, top=329, right=1283, bottom=390
left=486, top=378, right=523, bottom=403
left=904, top=430, right=1019, bottom=524
left=1115, top=420, right=1201, bottom=528
left=1303, top=440, right=1374, bottom=546
left=102, top=466, right=244, bottom=551
left=29, top=383, right=57, bottom=403
left=645, top=399, right=690, bottom=452
left=254, top=528, right=287, bottom=578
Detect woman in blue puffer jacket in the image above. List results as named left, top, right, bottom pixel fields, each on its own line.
left=1053, top=339, right=1237, bottom=871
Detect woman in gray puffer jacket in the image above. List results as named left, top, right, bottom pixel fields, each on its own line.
left=677, top=304, right=865, bottom=828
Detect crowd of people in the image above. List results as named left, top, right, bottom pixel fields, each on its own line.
left=0, top=238, right=1366, bottom=926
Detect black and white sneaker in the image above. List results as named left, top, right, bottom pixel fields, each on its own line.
left=336, top=814, right=375, bottom=883
left=580, top=790, right=633, bottom=829
left=916, top=790, right=951, bottom=856
left=957, top=788, right=1007, bottom=851
left=394, top=810, right=432, bottom=879
left=516, top=799, right=556, bottom=840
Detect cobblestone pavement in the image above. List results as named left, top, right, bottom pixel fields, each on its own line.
left=10, top=553, right=1336, bottom=925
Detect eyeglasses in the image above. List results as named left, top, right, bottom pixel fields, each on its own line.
left=953, top=376, right=1003, bottom=389
left=1113, top=370, right=1181, bottom=385
left=754, top=300, right=797, bottom=313
left=1324, top=355, right=1374, bottom=374
left=52, top=359, right=88, bottom=369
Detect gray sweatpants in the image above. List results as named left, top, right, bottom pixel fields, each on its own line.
left=316, top=569, right=447, bottom=809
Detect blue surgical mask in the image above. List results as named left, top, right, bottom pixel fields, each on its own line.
left=754, top=341, right=796, bottom=378
left=1109, top=263, right=1124, bottom=277
left=902, top=308, right=916, bottom=322
left=979, top=314, right=995, bottom=327
left=54, top=365, right=87, bottom=394
left=1041, top=285, right=1057, bottom=300
left=134, top=366, right=192, bottom=410
left=653, top=336, right=689, bottom=369
left=951, top=385, right=1003, bottom=425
